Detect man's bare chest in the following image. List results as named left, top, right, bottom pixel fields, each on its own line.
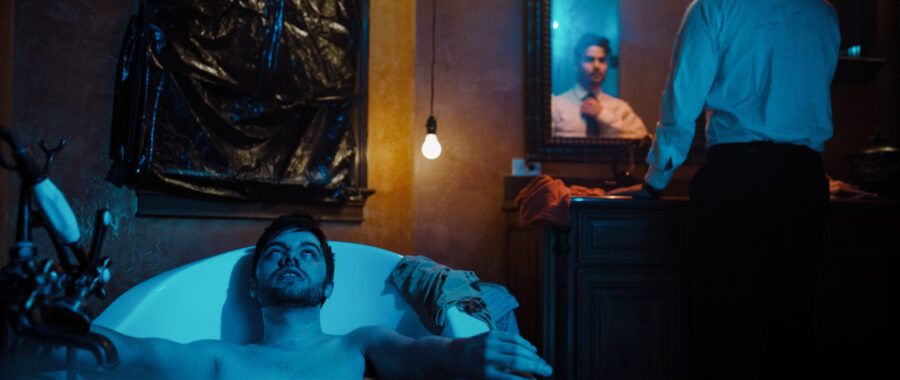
left=216, top=343, right=366, bottom=380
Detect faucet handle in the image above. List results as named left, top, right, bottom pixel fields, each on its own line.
left=39, top=139, right=66, bottom=172
left=88, top=209, right=112, bottom=267
left=90, top=257, right=112, bottom=299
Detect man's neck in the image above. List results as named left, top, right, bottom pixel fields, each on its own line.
left=259, top=305, right=327, bottom=349
left=582, top=82, right=604, bottom=97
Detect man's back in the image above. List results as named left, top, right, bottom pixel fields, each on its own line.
left=700, top=0, right=840, bottom=148
left=648, top=0, right=840, bottom=187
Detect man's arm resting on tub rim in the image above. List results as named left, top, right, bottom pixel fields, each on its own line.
left=10, top=325, right=219, bottom=378
left=86, top=324, right=219, bottom=378
left=348, top=327, right=553, bottom=380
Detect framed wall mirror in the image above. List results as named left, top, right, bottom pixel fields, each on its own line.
left=525, top=0, right=648, bottom=163
left=525, top=0, right=704, bottom=163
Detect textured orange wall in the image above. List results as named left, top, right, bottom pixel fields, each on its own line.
left=412, top=0, right=524, bottom=284
left=327, top=0, right=416, bottom=254
left=619, top=0, right=688, bottom=135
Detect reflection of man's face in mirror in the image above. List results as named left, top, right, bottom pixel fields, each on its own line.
left=579, top=45, right=608, bottom=89
left=551, top=34, right=649, bottom=139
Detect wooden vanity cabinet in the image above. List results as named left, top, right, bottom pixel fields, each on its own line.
left=505, top=196, right=900, bottom=380
left=506, top=198, right=693, bottom=380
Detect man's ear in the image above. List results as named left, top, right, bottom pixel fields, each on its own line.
left=249, top=279, right=257, bottom=300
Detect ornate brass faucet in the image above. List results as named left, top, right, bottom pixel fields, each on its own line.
left=1, top=125, right=119, bottom=373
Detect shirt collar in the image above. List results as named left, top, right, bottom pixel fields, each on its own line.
left=574, top=83, right=604, bottom=99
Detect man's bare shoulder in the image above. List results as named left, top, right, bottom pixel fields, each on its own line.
left=183, top=338, right=244, bottom=357
left=344, top=326, right=407, bottom=346
left=344, top=326, right=422, bottom=357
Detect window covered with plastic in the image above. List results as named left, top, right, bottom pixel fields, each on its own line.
left=108, top=0, right=366, bottom=202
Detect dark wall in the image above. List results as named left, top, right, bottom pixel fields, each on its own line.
left=827, top=0, right=900, bottom=181
left=1, top=0, right=13, bottom=256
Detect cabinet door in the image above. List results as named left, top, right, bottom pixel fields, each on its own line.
left=577, top=270, right=688, bottom=380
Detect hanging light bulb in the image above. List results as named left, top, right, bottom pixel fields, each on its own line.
left=422, top=116, right=441, bottom=159
left=422, top=0, right=442, bottom=160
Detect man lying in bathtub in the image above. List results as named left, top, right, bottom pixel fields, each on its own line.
left=50, top=212, right=553, bottom=379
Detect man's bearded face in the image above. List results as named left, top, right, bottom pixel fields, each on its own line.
left=579, top=45, right=608, bottom=87
left=254, top=230, right=330, bottom=308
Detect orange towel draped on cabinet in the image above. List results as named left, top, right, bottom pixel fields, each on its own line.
left=514, top=175, right=606, bottom=228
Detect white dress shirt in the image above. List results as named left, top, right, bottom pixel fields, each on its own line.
left=552, top=84, right=648, bottom=138
left=645, top=0, right=840, bottom=189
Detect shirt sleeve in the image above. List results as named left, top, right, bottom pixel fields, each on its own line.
left=617, top=102, right=648, bottom=138
left=551, top=96, right=564, bottom=134
left=645, top=0, right=719, bottom=189
left=596, top=106, right=623, bottom=130
left=596, top=98, right=649, bottom=139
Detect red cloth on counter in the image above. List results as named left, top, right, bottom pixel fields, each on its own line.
left=515, top=175, right=607, bottom=228
left=515, top=175, right=570, bottom=228
left=570, top=185, right=607, bottom=198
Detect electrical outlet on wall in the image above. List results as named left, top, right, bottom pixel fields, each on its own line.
left=512, top=158, right=541, bottom=176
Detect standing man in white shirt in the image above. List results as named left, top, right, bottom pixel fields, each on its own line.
left=611, top=0, right=840, bottom=378
left=551, top=34, right=648, bottom=139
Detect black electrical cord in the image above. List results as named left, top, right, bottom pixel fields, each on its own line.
left=430, top=0, right=436, bottom=117
left=424, top=0, right=438, bottom=135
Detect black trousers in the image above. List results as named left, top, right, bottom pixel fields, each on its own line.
left=689, top=142, right=828, bottom=379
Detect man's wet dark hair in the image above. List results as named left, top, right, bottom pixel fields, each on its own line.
left=252, top=211, right=334, bottom=289
left=574, top=33, right=612, bottom=59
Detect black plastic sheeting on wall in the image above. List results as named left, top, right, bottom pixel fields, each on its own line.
left=107, top=0, right=364, bottom=202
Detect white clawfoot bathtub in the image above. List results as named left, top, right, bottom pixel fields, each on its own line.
left=94, top=241, right=489, bottom=343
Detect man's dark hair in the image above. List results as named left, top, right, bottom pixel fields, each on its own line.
left=252, top=211, right=334, bottom=289
left=574, top=33, right=612, bottom=59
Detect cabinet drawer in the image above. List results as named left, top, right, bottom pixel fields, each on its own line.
left=577, top=211, right=685, bottom=264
